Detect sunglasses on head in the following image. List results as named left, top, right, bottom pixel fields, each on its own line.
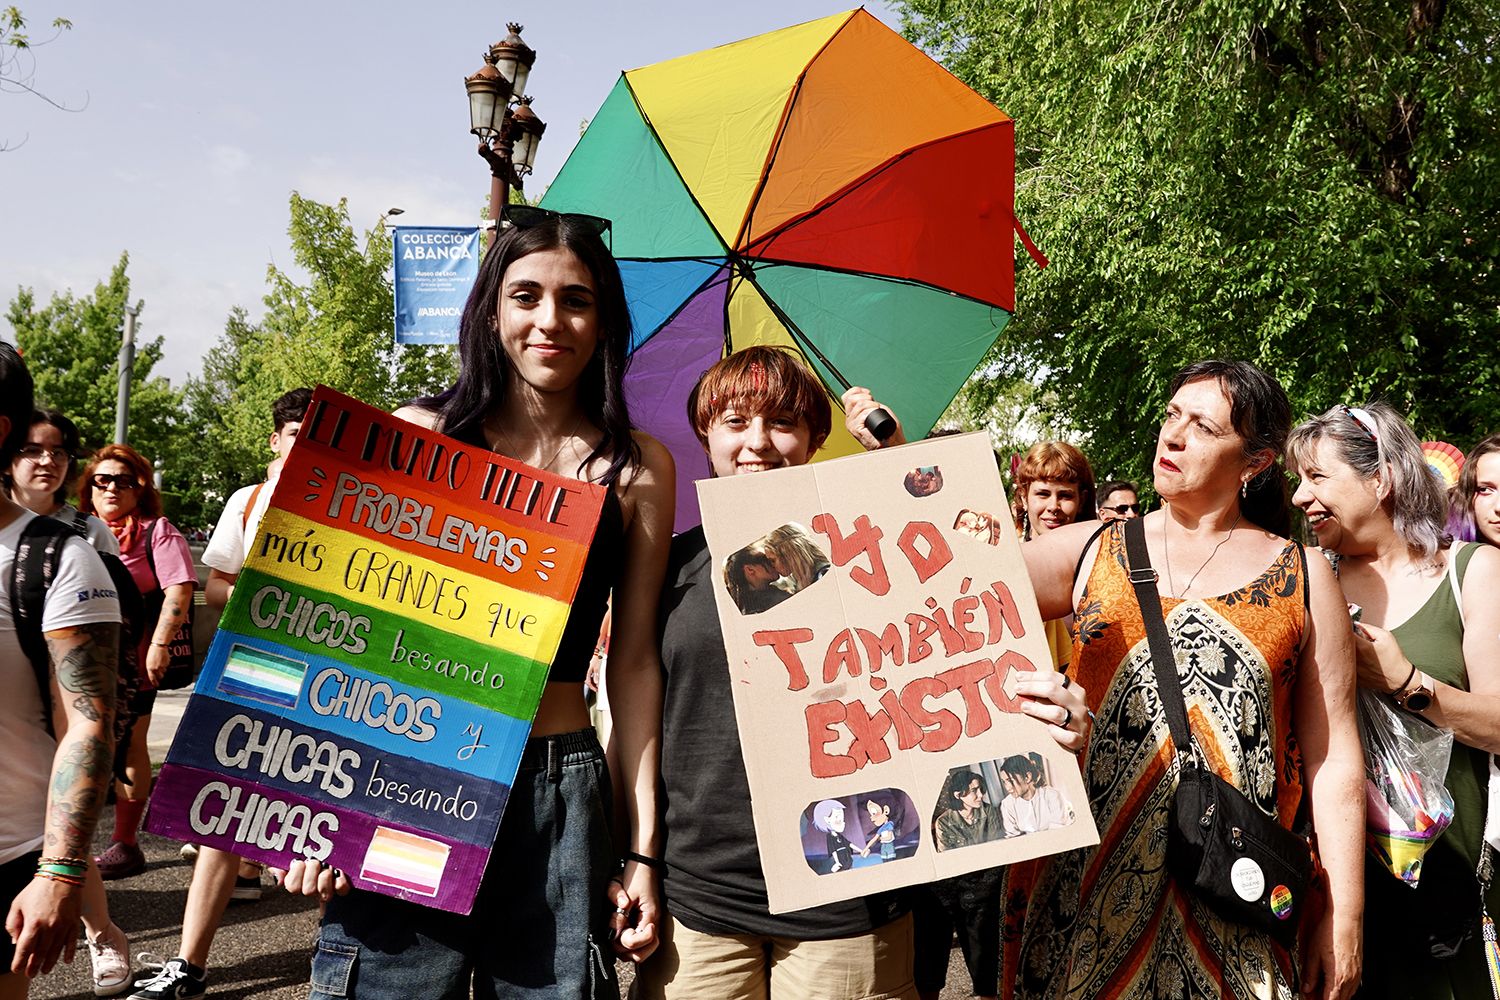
left=1101, top=503, right=1141, bottom=515
left=91, top=473, right=140, bottom=491
left=504, top=205, right=612, bottom=244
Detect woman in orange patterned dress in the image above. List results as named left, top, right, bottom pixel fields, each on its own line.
left=1008, top=361, right=1366, bottom=1000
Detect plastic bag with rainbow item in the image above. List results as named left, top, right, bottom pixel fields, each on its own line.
left=1356, top=688, right=1455, bottom=887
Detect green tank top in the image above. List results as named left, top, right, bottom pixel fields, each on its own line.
left=1389, top=542, right=1488, bottom=874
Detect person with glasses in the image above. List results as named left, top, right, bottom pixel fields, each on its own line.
left=1009, top=361, right=1363, bottom=1000
left=282, top=208, right=676, bottom=1000
left=5, top=410, right=117, bottom=556
left=126, top=388, right=312, bottom=1000
left=0, top=347, right=121, bottom=1000
left=79, top=445, right=197, bottom=885
left=1288, top=403, right=1500, bottom=1000
left=4, top=412, right=133, bottom=995
left=1095, top=479, right=1141, bottom=522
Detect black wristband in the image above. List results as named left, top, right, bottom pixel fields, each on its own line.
left=622, top=850, right=664, bottom=872
left=1392, top=661, right=1418, bottom=698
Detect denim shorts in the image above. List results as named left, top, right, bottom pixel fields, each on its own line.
left=309, top=729, right=618, bottom=1000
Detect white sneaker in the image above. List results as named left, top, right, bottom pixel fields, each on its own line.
left=87, top=922, right=132, bottom=997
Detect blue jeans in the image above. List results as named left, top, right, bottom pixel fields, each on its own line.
left=309, top=729, right=618, bottom=999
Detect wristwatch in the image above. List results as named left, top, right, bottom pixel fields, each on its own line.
left=1393, top=670, right=1435, bottom=713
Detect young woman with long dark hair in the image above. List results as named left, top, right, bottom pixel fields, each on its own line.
left=279, top=212, right=675, bottom=1000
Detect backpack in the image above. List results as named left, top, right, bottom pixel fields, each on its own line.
left=11, top=514, right=145, bottom=771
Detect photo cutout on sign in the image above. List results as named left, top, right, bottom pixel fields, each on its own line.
left=801, top=788, right=919, bottom=875
left=723, top=522, right=831, bottom=616
left=902, top=466, right=944, bottom=498
left=932, top=754, right=1076, bottom=852
left=952, top=508, right=1004, bottom=546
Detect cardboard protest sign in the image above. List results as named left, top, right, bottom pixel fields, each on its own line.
left=697, top=433, right=1098, bottom=913
left=146, top=387, right=605, bottom=914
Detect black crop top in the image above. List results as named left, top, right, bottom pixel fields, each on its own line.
left=547, top=489, right=623, bottom=683
left=439, top=417, right=626, bottom=685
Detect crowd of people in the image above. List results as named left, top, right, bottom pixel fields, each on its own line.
left=2, top=210, right=1496, bottom=1000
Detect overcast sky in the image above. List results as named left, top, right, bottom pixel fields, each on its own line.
left=2, top=1, right=901, bottom=384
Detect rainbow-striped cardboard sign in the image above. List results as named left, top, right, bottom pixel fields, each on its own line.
left=146, top=387, right=605, bottom=914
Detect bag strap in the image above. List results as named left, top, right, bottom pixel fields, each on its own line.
left=1446, top=543, right=1468, bottom=629
left=1123, top=516, right=1196, bottom=759
left=141, top=518, right=172, bottom=596
left=242, top=481, right=266, bottom=532
left=1071, top=521, right=1114, bottom=591
left=11, top=518, right=70, bottom=737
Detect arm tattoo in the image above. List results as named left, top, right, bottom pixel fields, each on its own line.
left=41, top=623, right=119, bottom=857
left=71, top=694, right=101, bottom=722
left=50, top=622, right=120, bottom=699
left=45, top=734, right=110, bottom=857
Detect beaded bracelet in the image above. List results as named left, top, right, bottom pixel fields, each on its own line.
left=33, top=871, right=84, bottom=887
left=39, top=856, right=88, bottom=868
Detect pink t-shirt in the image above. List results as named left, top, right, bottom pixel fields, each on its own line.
left=118, top=517, right=198, bottom=595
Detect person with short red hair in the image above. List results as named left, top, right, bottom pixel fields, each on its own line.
left=631, top=346, right=915, bottom=1000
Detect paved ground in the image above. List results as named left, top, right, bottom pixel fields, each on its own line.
left=29, top=562, right=983, bottom=999
left=33, top=808, right=978, bottom=999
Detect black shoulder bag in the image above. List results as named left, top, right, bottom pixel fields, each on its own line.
left=1123, top=516, right=1313, bottom=946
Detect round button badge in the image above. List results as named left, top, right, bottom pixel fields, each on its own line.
left=1230, top=857, right=1266, bottom=902
left=1270, top=884, right=1294, bottom=919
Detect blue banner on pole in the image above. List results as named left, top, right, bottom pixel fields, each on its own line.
left=392, top=226, right=482, bottom=345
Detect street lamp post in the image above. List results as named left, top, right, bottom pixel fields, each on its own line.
left=466, top=23, right=547, bottom=229
left=114, top=300, right=143, bottom=444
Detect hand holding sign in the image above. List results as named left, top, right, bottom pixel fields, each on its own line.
left=697, top=433, right=1098, bottom=913
left=147, top=388, right=608, bottom=914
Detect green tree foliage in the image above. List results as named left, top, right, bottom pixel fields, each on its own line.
left=900, top=0, right=1500, bottom=481
left=5, top=253, right=194, bottom=503
left=2, top=6, right=79, bottom=150
left=180, top=193, right=456, bottom=520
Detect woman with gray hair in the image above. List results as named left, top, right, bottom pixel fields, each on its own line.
left=1287, top=402, right=1500, bottom=1000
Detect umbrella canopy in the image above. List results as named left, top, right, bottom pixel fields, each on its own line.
left=541, top=9, right=1025, bottom=530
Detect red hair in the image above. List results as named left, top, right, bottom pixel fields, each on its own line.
left=80, top=443, right=162, bottom=519
left=687, top=346, right=832, bottom=452
left=1012, top=441, right=1097, bottom=525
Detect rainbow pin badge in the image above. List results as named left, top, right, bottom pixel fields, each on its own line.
left=1270, top=884, right=1295, bottom=920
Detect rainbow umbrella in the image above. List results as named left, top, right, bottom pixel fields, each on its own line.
left=1421, top=441, right=1465, bottom=488
left=540, top=10, right=1034, bottom=530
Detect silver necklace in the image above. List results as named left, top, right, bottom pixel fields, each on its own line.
left=492, top=413, right=584, bottom=474
left=1163, top=505, right=1243, bottom=599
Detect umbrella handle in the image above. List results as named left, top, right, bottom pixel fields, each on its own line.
left=864, top=407, right=899, bottom=443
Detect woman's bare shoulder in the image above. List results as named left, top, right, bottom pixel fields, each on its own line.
left=392, top=405, right=441, bottom=430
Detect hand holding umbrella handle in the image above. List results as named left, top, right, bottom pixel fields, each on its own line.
left=864, top=407, right=899, bottom=442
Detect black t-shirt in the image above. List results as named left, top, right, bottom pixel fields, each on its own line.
left=657, top=527, right=905, bottom=939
